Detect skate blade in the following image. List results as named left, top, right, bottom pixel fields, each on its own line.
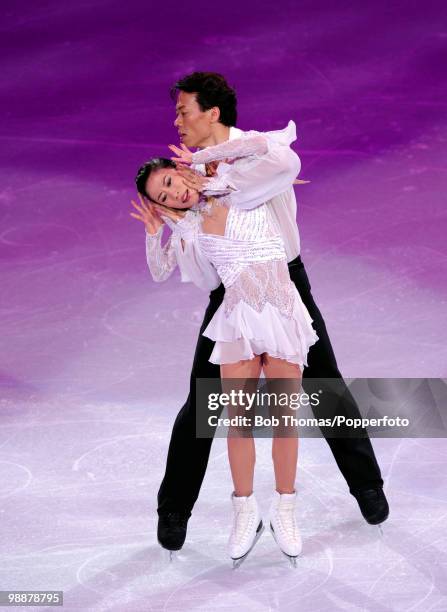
left=162, top=548, right=178, bottom=563
left=282, top=551, right=298, bottom=568
left=231, top=521, right=265, bottom=569
left=270, top=523, right=301, bottom=567
left=377, top=523, right=384, bottom=537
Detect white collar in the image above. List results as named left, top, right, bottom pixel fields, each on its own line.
left=195, top=126, right=242, bottom=152
left=229, top=125, right=243, bottom=141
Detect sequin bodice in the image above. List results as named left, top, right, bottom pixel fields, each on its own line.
left=198, top=204, right=298, bottom=319
left=198, top=204, right=285, bottom=286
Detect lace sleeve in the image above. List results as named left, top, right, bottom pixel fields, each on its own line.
left=191, top=133, right=269, bottom=164
left=204, top=146, right=301, bottom=211
left=145, top=226, right=177, bottom=282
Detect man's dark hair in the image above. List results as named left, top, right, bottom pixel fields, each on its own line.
left=135, top=158, right=188, bottom=213
left=170, top=72, right=237, bottom=127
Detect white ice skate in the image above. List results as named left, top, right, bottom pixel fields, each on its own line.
left=269, top=490, right=302, bottom=567
left=229, top=492, right=264, bottom=568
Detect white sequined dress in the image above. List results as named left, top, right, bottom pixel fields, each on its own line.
left=145, top=124, right=318, bottom=367
left=194, top=201, right=318, bottom=366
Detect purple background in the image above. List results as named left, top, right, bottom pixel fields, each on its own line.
left=1, top=1, right=447, bottom=610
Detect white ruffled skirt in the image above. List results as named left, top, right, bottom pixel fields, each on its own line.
left=202, top=289, right=319, bottom=367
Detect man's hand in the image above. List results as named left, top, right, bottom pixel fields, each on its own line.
left=130, top=193, right=164, bottom=235
left=168, top=143, right=193, bottom=165
left=175, top=165, right=210, bottom=193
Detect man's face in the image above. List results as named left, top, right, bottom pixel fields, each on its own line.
left=174, top=91, right=214, bottom=148
left=145, top=167, right=199, bottom=209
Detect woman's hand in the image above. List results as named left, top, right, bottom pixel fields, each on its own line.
left=168, top=143, right=193, bottom=165
left=175, top=165, right=210, bottom=193
left=150, top=202, right=187, bottom=224
left=130, top=193, right=164, bottom=235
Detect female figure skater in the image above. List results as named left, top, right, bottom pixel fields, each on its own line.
left=130, top=122, right=318, bottom=566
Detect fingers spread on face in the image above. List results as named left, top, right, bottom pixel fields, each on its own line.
left=131, top=200, right=144, bottom=213
left=175, top=164, right=194, bottom=177
left=181, top=177, right=197, bottom=190
left=136, top=193, right=154, bottom=214
left=151, top=203, right=168, bottom=216
left=176, top=167, right=202, bottom=190
left=138, top=192, right=148, bottom=207
left=152, top=203, right=184, bottom=223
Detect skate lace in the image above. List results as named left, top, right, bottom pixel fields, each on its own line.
left=278, top=502, right=299, bottom=541
left=233, top=507, right=256, bottom=544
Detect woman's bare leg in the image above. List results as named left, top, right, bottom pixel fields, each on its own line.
left=261, top=354, right=302, bottom=494
left=221, top=356, right=262, bottom=497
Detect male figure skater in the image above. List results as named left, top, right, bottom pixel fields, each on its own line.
left=155, top=72, right=389, bottom=551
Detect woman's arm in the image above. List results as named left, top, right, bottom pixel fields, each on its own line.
left=197, top=145, right=301, bottom=211
left=145, top=226, right=178, bottom=282
left=190, top=133, right=269, bottom=164
left=129, top=193, right=179, bottom=282
left=169, top=123, right=302, bottom=211
left=175, top=145, right=301, bottom=209
left=146, top=213, right=221, bottom=291
left=204, top=120, right=304, bottom=209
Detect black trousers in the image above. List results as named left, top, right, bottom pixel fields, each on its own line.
left=157, top=255, right=383, bottom=516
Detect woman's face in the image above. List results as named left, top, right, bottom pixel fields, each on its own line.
left=145, top=167, right=200, bottom=209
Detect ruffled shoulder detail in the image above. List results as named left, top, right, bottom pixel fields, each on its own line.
left=160, top=209, right=202, bottom=240
left=261, top=120, right=297, bottom=146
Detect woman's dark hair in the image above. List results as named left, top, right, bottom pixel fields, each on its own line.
left=170, top=71, right=237, bottom=127
left=135, top=157, right=175, bottom=200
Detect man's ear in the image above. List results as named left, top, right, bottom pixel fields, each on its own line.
left=209, top=106, right=221, bottom=124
